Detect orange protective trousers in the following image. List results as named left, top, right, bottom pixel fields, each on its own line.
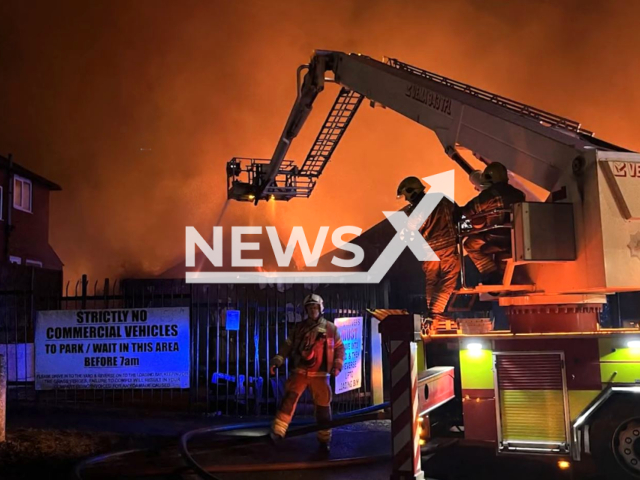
left=422, top=246, right=460, bottom=315
left=272, top=372, right=332, bottom=444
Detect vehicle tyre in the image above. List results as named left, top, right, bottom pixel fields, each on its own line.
left=590, top=394, right=640, bottom=480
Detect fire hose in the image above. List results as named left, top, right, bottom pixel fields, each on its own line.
left=75, top=402, right=391, bottom=480
left=180, top=402, right=391, bottom=479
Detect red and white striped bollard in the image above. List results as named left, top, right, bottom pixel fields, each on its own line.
left=389, top=340, right=423, bottom=480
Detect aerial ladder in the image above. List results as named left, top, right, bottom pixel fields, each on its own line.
left=226, top=51, right=640, bottom=480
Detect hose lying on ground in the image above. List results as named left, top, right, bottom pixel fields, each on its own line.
left=179, top=402, right=391, bottom=480
left=75, top=402, right=390, bottom=480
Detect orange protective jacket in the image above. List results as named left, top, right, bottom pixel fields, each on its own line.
left=271, top=317, right=345, bottom=376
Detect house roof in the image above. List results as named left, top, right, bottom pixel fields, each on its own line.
left=0, top=156, right=62, bottom=191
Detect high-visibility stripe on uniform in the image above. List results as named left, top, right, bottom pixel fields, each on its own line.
left=317, top=429, right=331, bottom=443
left=272, top=418, right=288, bottom=437
left=306, top=371, right=330, bottom=377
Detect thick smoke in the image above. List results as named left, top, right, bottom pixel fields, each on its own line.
left=0, top=0, right=638, bottom=282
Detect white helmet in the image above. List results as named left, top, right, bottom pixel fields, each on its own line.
left=303, top=294, right=324, bottom=314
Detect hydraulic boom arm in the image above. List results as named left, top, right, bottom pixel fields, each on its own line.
left=227, top=50, right=626, bottom=203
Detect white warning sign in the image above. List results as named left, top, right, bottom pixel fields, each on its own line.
left=334, top=316, right=363, bottom=395
left=35, top=307, right=190, bottom=390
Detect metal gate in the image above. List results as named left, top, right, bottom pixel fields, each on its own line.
left=1, top=271, right=388, bottom=416
left=0, top=263, right=61, bottom=403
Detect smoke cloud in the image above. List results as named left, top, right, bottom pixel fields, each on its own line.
left=0, top=0, right=638, bottom=282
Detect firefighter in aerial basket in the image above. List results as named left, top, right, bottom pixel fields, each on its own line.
left=269, top=294, right=345, bottom=452
left=461, top=162, right=525, bottom=285
left=397, top=176, right=460, bottom=321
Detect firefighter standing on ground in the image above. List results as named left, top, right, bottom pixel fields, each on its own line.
left=397, top=177, right=460, bottom=319
left=461, top=162, right=525, bottom=284
left=269, top=294, right=345, bottom=451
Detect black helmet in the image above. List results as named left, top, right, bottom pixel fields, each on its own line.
left=396, top=176, right=425, bottom=204
left=481, top=162, right=509, bottom=186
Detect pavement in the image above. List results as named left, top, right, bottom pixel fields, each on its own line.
left=6, top=405, right=598, bottom=480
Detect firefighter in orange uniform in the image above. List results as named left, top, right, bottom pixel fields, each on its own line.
left=461, top=162, right=525, bottom=284
left=269, top=294, right=345, bottom=452
left=397, top=176, right=460, bottom=320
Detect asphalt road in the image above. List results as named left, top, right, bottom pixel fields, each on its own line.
left=82, top=421, right=600, bottom=480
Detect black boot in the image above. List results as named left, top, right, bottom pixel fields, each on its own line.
left=318, top=442, right=330, bottom=454
left=269, top=431, right=284, bottom=445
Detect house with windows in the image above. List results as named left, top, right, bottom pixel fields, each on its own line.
left=0, top=155, right=63, bottom=270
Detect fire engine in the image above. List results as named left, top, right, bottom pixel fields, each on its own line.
left=226, top=50, right=640, bottom=480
